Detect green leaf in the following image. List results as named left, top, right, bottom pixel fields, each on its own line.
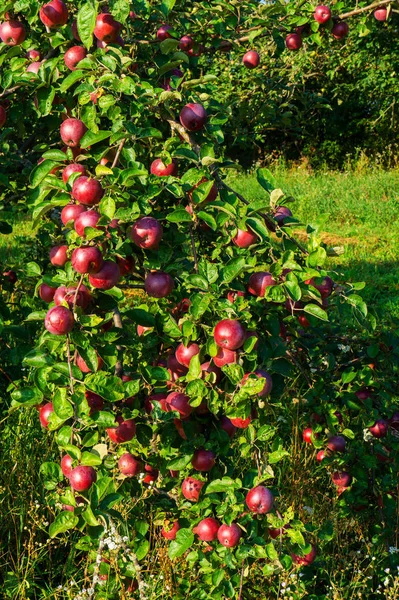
left=186, top=355, right=202, bottom=382
left=257, top=168, right=277, bottom=193
left=306, top=247, right=327, bottom=268
left=189, top=293, right=212, bottom=320
left=246, top=217, right=269, bottom=240
left=82, top=505, right=100, bottom=526
left=80, top=130, right=111, bottom=149
left=168, top=528, right=194, bottom=559
left=49, top=511, right=79, bottom=538
left=36, top=86, right=56, bottom=117
left=186, top=378, right=206, bottom=402
left=30, top=161, right=59, bottom=188
left=81, top=451, right=103, bottom=466
left=60, top=70, right=86, bottom=93
left=304, top=303, right=328, bottom=321
left=268, top=449, right=289, bottom=464
left=85, top=372, right=125, bottom=402
left=53, top=388, right=74, bottom=420
left=100, top=196, right=115, bottom=219
left=167, top=454, right=192, bottom=470
left=220, top=257, right=246, bottom=284
left=205, top=477, right=241, bottom=494
left=77, top=0, right=98, bottom=49
left=160, top=39, right=180, bottom=55
left=160, top=0, right=176, bottom=17
left=10, top=386, right=43, bottom=407
left=166, top=209, right=192, bottom=223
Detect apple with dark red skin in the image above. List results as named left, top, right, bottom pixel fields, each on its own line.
left=243, top=50, right=260, bottom=69
left=355, top=387, right=373, bottom=401
left=71, top=246, right=103, bottom=274
left=214, top=319, right=246, bottom=350
left=327, top=435, right=346, bottom=453
left=76, top=352, right=104, bottom=373
left=191, top=449, right=216, bottom=472
left=314, top=5, right=331, bottom=23
left=292, top=544, right=317, bottom=566
left=0, top=106, right=6, bottom=128
left=369, top=419, right=388, bottom=438
left=61, top=454, right=73, bottom=477
left=269, top=524, right=290, bottom=539
left=175, top=342, right=200, bottom=367
left=188, top=178, right=218, bottom=205
left=145, top=271, right=174, bottom=298
left=245, top=486, right=274, bottom=514
left=180, top=103, right=207, bottom=131
left=147, top=392, right=168, bottom=411
left=285, top=33, right=302, bottom=50
left=213, top=347, right=237, bottom=368
left=40, top=0, right=68, bottom=27
left=179, top=35, right=193, bottom=51
left=71, top=20, right=80, bottom=41
left=89, top=261, right=120, bottom=290
left=174, top=418, right=188, bottom=440
left=331, top=471, right=352, bottom=487
left=61, top=204, right=86, bottom=227
left=273, top=206, right=293, bottom=227
left=39, top=402, right=54, bottom=428
left=241, top=369, right=272, bottom=397
left=166, top=392, right=192, bottom=418
left=69, top=465, right=97, bottom=491
left=62, top=163, right=86, bottom=184
left=39, top=283, right=57, bottom=302
left=45, top=306, right=74, bottom=335
left=232, top=228, right=257, bottom=248
left=64, top=46, right=87, bottom=70
left=54, top=284, right=91, bottom=309
left=167, top=355, right=188, bottom=381
left=332, top=21, right=349, bottom=39
left=150, top=158, right=178, bottom=177
left=0, top=20, right=26, bottom=46
left=305, top=276, right=333, bottom=298
left=60, top=118, right=87, bottom=147
left=117, top=256, right=135, bottom=276
left=316, top=449, right=326, bottom=462
left=193, top=518, right=220, bottom=541
left=161, top=520, right=180, bottom=540
left=130, top=216, right=163, bottom=249
left=118, top=452, right=142, bottom=476
left=248, top=272, right=276, bottom=297
left=74, top=210, right=100, bottom=237
left=181, top=477, right=204, bottom=501
left=298, top=314, right=311, bottom=328
left=187, top=43, right=204, bottom=57
left=157, top=24, right=172, bottom=41
left=374, top=7, right=387, bottom=20
left=106, top=416, right=136, bottom=443
left=49, top=245, right=68, bottom=267
left=230, top=415, right=251, bottom=429
left=72, top=176, right=104, bottom=206
left=94, top=13, right=121, bottom=42
left=85, top=391, right=104, bottom=414
left=200, top=362, right=222, bottom=383
left=220, top=416, right=237, bottom=437
left=302, top=427, right=318, bottom=444
left=217, top=523, right=241, bottom=547
left=3, top=270, right=17, bottom=284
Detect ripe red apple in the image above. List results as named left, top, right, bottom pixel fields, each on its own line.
left=72, top=176, right=104, bottom=206
left=232, top=228, right=257, bottom=248
left=39, top=283, right=57, bottom=302
left=64, top=46, right=87, bottom=70
left=332, top=21, right=349, bottom=39
left=374, top=7, right=387, bottom=20
left=0, top=106, right=6, bottom=128
left=243, top=50, right=260, bottom=69
left=130, top=216, right=163, bottom=249
left=316, top=449, right=326, bottom=462
left=181, top=476, right=204, bottom=501
left=161, top=520, right=180, bottom=540
left=213, top=347, right=237, bottom=367
left=248, top=272, right=276, bottom=297
left=217, top=523, right=241, bottom=547
left=143, top=464, right=159, bottom=484
left=292, top=544, right=317, bottom=566
left=85, top=390, right=104, bottom=414
left=62, top=163, right=86, bottom=184
left=180, top=103, right=207, bottom=131
left=61, top=454, right=73, bottom=477
left=245, top=485, right=274, bottom=514
left=89, top=261, right=121, bottom=290
left=193, top=517, right=220, bottom=541
left=71, top=20, right=80, bottom=41
left=76, top=352, right=104, bottom=373
left=298, top=314, right=311, bottom=328
left=273, top=206, right=293, bottom=227
left=49, top=245, right=68, bottom=267
left=230, top=415, right=251, bottom=429
left=200, top=361, right=222, bottom=383
left=150, top=158, right=178, bottom=177
left=0, top=20, right=26, bottom=46
left=61, top=204, right=86, bottom=226
left=241, top=369, right=272, bottom=397
left=117, top=256, right=135, bottom=276
left=167, top=355, right=189, bottom=379
left=355, top=387, right=373, bottom=402
left=285, top=33, right=302, bottom=50
left=166, top=392, right=192, bottom=418
left=39, top=402, right=54, bottom=428
left=327, top=435, right=346, bottom=453
left=179, top=35, right=193, bottom=51
left=269, top=524, right=290, bottom=539
left=314, top=5, right=331, bottom=23
left=118, top=452, right=142, bottom=476
left=157, top=24, right=172, bottom=41
left=106, top=416, right=136, bottom=443
left=60, top=118, right=87, bottom=148
left=214, top=319, right=246, bottom=350
left=94, top=13, right=121, bottom=42
left=305, top=276, right=333, bottom=298
left=3, top=270, right=17, bottom=284
left=145, top=271, right=174, bottom=298
left=369, top=419, right=388, bottom=438
left=69, top=465, right=97, bottom=491
left=191, top=449, right=216, bottom=472
left=45, top=306, right=74, bottom=335
left=302, top=427, right=317, bottom=444
left=331, top=471, right=352, bottom=487
left=27, top=49, right=41, bottom=61
left=26, top=61, right=43, bottom=74
left=74, top=210, right=101, bottom=237
left=187, top=43, right=204, bottom=57
left=40, top=0, right=68, bottom=27
left=71, top=246, right=103, bottom=274
left=54, top=284, right=91, bottom=309
left=220, top=416, right=237, bottom=437
left=175, top=342, right=200, bottom=368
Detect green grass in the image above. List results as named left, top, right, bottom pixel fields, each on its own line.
left=228, top=168, right=399, bottom=321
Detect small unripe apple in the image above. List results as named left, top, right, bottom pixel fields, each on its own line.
left=40, top=0, right=68, bottom=28
left=175, top=342, right=200, bottom=367
left=248, top=272, right=276, bottom=297
left=130, top=216, right=163, bottom=249
left=118, top=452, right=142, bottom=476
left=69, top=465, right=97, bottom=491
left=150, top=158, right=178, bottom=177
left=180, top=103, right=207, bottom=131
left=94, top=13, right=121, bottom=42
left=106, top=416, right=136, bottom=443
left=327, top=435, right=346, bottom=452
left=61, top=454, right=73, bottom=477
left=181, top=476, right=204, bottom=501
left=49, top=245, right=68, bottom=267
left=332, top=21, right=349, bottom=39
left=245, top=485, right=274, bottom=514
left=39, top=283, right=57, bottom=302
left=72, top=176, right=104, bottom=206
left=45, top=306, right=74, bottom=335
left=191, top=449, right=215, bottom=471
left=213, top=347, right=237, bottom=367
left=157, top=24, right=172, bottom=41
left=243, top=50, right=260, bottom=69
left=39, top=402, right=54, bottom=428
left=214, top=319, right=246, bottom=350
left=62, top=163, right=86, bottom=184
left=145, top=271, right=174, bottom=298
left=60, top=118, right=87, bottom=148
left=193, top=517, right=220, bottom=541
left=74, top=210, right=100, bottom=237
left=369, top=419, right=388, bottom=438
left=161, top=520, right=180, bottom=540
left=217, top=523, right=241, bottom=547
left=0, top=20, right=26, bottom=46
left=166, top=392, right=192, bottom=418
left=54, top=284, right=91, bottom=309
left=76, top=352, right=104, bottom=373
left=71, top=246, right=103, bottom=274
left=232, top=228, right=257, bottom=248
left=314, top=5, right=332, bottom=24
left=285, top=33, right=302, bottom=50
left=64, top=46, right=87, bottom=70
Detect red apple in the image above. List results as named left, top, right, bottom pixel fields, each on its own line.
left=191, top=449, right=215, bottom=472
left=54, top=284, right=91, bottom=309
left=69, top=465, right=97, bottom=491
left=327, top=435, right=346, bottom=453
left=150, top=158, right=178, bottom=177
left=369, top=419, right=388, bottom=438
left=27, top=49, right=41, bottom=61
left=145, top=271, right=174, bottom=298
left=217, top=523, right=241, bottom=547
left=85, top=391, right=104, bottom=414
left=74, top=210, right=101, bottom=237
left=118, top=452, right=142, bottom=476
left=143, top=464, right=159, bottom=484
left=0, top=20, right=26, bottom=46
left=273, top=206, right=293, bottom=226
left=64, top=46, right=87, bottom=70
left=200, top=361, right=222, bottom=382
left=180, top=103, right=207, bottom=131
left=332, top=21, right=349, bottom=39
left=117, top=256, right=135, bottom=276
left=214, top=319, right=246, bottom=350
left=62, top=163, right=86, bottom=184
left=220, top=416, right=237, bottom=437
left=72, top=176, right=104, bottom=206
left=245, top=485, right=274, bottom=514
left=232, top=228, right=257, bottom=248
left=130, top=216, right=163, bottom=249
left=248, top=272, right=276, bottom=297
left=60, top=118, right=87, bottom=148
left=61, top=204, right=86, bottom=227
left=0, top=106, right=6, bottom=128
left=157, top=24, right=172, bottom=41
left=298, top=314, right=311, bottom=328
left=331, top=471, right=352, bottom=487
left=166, top=392, right=192, bottom=418
left=76, top=352, right=104, bottom=373
left=71, top=246, right=103, bottom=274
left=39, top=283, right=57, bottom=302
left=316, top=449, right=326, bottom=462
left=314, top=5, right=331, bottom=24
left=193, top=517, right=220, bottom=541
left=213, top=347, right=237, bottom=367
left=26, top=61, right=43, bottom=74
left=305, top=276, right=333, bottom=298
left=94, top=13, right=121, bottom=42
left=227, top=290, right=245, bottom=303
left=39, top=402, right=54, bottom=428
left=285, top=33, right=302, bottom=50
left=243, top=50, right=260, bottom=69
left=61, top=454, right=73, bottom=477
left=241, top=369, right=272, bottom=397
left=106, top=416, right=136, bottom=443
left=45, top=306, right=74, bottom=335
left=179, top=35, right=193, bottom=51
left=230, top=415, right=251, bottom=429
left=39, top=0, right=68, bottom=27
left=49, top=245, right=68, bottom=267
left=89, top=261, right=121, bottom=290
left=302, top=427, right=317, bottom=444
left=161, top=520, right=180, bottom=540
left=71, top=20, right=80, bottom=41
left=374, top=7, right=387, bottom=20
left=292, top=544, right=317, bottom=566
left=181, top=477, right=204, bottom=501
left=175, top=342, right=200, bottom=368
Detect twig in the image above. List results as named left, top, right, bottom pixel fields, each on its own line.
left=111, top=138, right=126, bottom=169
left=113, top=307, right=124, bottom=377
left=72, top=274, right=85, bottom=316
left=189, top=225, right=199, bottom=272
left=340, top=0, right=393, bottom=19
left=238, top=564, right=245, bottom=600
left=0, top=365, right=18, bottom=389
left=167, top=120, right=201, bottom=155
left=0, top=85, right=22, bottom=99
left=66, top=334, right=74, bottom=395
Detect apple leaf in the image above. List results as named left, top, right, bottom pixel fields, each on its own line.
left=168, top=529, right=194, bottom=559
left=80, top=130, right=111, bottom=149
left=77, top=0, right=98, bottom=50
left=304, top=303, right=329, bottom=321
left=49, top=512, right=79, bottom=538
left=84, top=372, right=125, bottom=402
left=167, top=455, right=193, bottom=470
left=205, top=477, right=241, bottom=494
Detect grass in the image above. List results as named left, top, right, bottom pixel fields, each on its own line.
left=228, top=167, right=399, bottom=321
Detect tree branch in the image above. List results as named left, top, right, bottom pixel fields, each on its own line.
left=111, top=138, right=126, bottom=169
left=113, top=307, right=124, bottom=377
left=340, top=0, right=393, bottom=19
left=167, top=120, right=201, bottom=155
left=189, top=224, right=199, bottom=272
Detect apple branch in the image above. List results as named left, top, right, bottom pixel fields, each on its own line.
left=113, top=307, right=124, bottom=377
left=189, top=224, right=199, bottom=272
left=339, top=0, right=393, bottom=19
left=111, top=138, right=126, bottom=169
left=167, top=120, right=201, bottom=155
